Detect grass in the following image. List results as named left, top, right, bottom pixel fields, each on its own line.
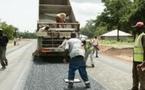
left=100, top=39, right=134, bottom=48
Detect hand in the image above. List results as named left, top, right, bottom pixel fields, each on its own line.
left=141, top=62, right=145, bottom=71
left=137, top=64, right=142, bottom=71
left=137, top=62, right=145, bottom=71
left=142, top=61, right=145, bottom=66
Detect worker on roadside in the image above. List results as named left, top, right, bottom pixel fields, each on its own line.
left=56, top=13, right=66, bottom=28
left=0, top=29, right=9, bottom=69
left=65, top=33, right=90, bottom=89
left=14, top=38, right=17, bottom=46
left=82, top=39, right=95, bottom=67
left=91, top=36, right=99, bottom=58
left=131, top=21, right=145, bottom=90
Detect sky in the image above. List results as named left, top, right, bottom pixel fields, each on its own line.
left=70, top=0, right=105, bottom=27
left=0, top=0, right=105, bottom=32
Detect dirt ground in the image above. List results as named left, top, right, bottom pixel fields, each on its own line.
left=100, top=45, right=133, bottom=62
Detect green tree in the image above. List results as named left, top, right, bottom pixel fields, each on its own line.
left=18, top=31, right=37, bottom=39
left=0, top=21, right=16, bottom=39
left=81, top=0, right=145, bottom=41
left=81, top=0, right=133, bottom=39
left=80, top=20, right=96, bottom=38
left=101, top=0, right=132, bottom=41
left=126, top=0, right=145, bottom=40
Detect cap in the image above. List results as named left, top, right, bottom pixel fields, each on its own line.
left=57, top=13, right=66, bottom=17
left=134, top=21, right=144, bottom=28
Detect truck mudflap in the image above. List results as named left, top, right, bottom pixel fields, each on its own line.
left=33, top=48, right=68, bottom=57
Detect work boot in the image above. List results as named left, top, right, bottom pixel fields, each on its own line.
left=68, top=82, right=73, bottom=89
left=91, top=64, right=95, bottom=67
left=85, top=81, right=90, bottom=88
left=129, top=87, right=138, bottom=90
left=1, top=62, right=6, bottom=69
left=131, top=88, right=138, bottom=90
left=85, top=83, right=90, bottom=88
left=1, top=66, right=6, bottom=70
left=5, top=60, right=8, bottom=66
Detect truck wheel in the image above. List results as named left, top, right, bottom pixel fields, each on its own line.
left=33, top=55, right=40, bottom=61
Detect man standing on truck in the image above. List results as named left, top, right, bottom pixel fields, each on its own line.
left=65, top=33, right=90, bottom=89
left=56, top=13, right=66, bottom=28
left=131, top=21, right=145, bottom=90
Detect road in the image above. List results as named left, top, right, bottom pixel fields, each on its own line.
left=87, top=55, right=132, bottom=90
left=0, top=39, right=132, bottom=90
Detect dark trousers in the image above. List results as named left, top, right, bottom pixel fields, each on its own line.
left=0, top=46, right=7, bottom=67
left=68, top=56, right=89, bottom=82
left=56, top=16, right=65, bottom=28
left=93, top=45, right=99, bottom=57
left=132, top=62, right=145, bottom=90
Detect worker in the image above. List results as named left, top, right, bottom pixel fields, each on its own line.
left=82, top=39, right=95, bottom=67
left=131, top=21, right=145, bottom=90
left=65, top=33, right=90, bottom=89
left=56, top=13, right=66, bottom=28
left=38, top=25, right=50, bottom=32
left=0, top=29, right=9, bottom=69
left=91, top=36, right=99, bottom=58
left=14, top=38, right=17, bottom=46
left=44, top=25, right=50, bottom=31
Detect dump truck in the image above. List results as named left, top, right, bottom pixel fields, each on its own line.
left=33, top=0, right=80, bottom=59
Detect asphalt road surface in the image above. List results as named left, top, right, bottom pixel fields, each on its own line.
left=0, top=39, right=132, bottom=90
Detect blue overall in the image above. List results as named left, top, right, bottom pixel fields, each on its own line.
left=68, top=55, right=89, bottom=82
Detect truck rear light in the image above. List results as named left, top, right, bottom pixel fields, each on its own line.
left=39, top=48, right=49, bottom=52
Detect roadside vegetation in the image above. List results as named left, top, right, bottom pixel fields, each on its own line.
left=81, top=0, right=145, bottom=41
left=18, top=32, right=37, bottom=39
left=100, top=39, right=134, bottom=48
left=0, top=21, right=16, bottom=39
left=0, top=21, right=36, bottom=39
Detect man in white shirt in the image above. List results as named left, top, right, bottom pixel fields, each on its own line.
left=65, top=33, right=90, bottom=88
left=92, top=36, right=99, bottom=57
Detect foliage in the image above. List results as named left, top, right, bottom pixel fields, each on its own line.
left=101, top=38, right=134, bottom=48
left=0, top=21, right=16, bottom=39
left=81, top=0, right=145, bottom=40
left=0, top=21, right=36, bottom=39
left=80, top=20, right=96, bottom=38
left=18, top=31, right=37, bottom=39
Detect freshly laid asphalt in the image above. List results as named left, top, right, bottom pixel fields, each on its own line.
left=23, top=57, right=106, bottom=90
